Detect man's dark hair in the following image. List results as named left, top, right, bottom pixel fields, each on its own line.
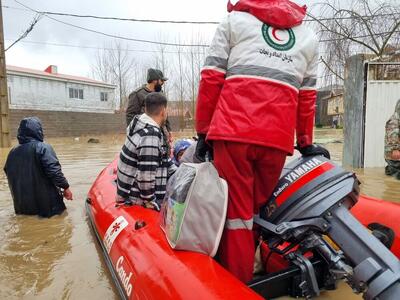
left=145, top=92, right=168, bottom=116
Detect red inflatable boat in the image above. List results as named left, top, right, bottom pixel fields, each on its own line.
left=86, top=158, right=400, bottom=300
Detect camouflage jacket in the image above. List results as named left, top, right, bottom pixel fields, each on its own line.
left=385, top=100, right=400, bottom=160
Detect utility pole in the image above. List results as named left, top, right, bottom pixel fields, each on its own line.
left=119, top=62, right=123, bottom=111
left=190, top=50, right=195, bottom=129
left=0, top=0, right=10, bottom=147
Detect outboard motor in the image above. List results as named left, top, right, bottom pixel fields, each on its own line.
left=252, top=156, right=400, bottom=299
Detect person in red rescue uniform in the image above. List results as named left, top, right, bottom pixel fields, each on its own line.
left=195, top=0, right=330, bottom=283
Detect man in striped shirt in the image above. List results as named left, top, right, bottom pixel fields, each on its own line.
left=116, top=93, right=176, bottom=210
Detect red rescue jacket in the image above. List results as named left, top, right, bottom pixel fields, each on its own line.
left=196, top=0, right=318, bottom=154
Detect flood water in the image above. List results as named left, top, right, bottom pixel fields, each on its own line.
left=0, top=129, right=399, bottom=300
left=0, top=136, right=123, bottom=300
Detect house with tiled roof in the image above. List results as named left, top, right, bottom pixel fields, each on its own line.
left=7, top=65, right=117, bottom=113
left=6, top=65, right=125, bottom=137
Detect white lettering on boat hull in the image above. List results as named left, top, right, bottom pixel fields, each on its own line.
left=116, top=256, right=133, bottom=297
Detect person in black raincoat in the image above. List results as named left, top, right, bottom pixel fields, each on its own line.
left=3, top=117, right=73, bottom=218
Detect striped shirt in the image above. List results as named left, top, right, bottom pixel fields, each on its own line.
left=117, top=114, right=176, bottom=208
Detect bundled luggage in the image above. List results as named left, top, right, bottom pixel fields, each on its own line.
left=161, top=162, right=228, bottom=256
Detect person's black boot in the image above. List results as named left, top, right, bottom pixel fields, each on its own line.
left=385, top=165, right=394, bottom=176
left=385, top=166, right=393, bottom=176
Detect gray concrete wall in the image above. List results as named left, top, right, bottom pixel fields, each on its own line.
left=9, top=109, right=125, bottom=138
left=9, top=109, right=186, bottom=138
left=343, top=54, right=367, bottom=168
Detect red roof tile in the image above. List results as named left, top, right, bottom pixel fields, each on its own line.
left=6, top=65, right=115, bottom=87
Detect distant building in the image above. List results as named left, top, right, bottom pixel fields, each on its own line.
left=316, top=85, right=344, bottom=127
left=326, top=93, right=344, bottom=126
left=6, top=65, right=125, bottom=137
left=7, top=65, right=117, bottom=113
left=167, top=100, right=195, bottom=131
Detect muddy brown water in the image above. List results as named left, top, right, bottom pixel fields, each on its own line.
left=0, top=130, right=398, bottom=299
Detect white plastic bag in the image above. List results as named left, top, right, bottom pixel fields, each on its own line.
left=161, top=162, right=228, bottom=256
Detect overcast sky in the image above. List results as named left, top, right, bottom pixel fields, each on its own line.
left=3, top=0, right=309, bottom=78
left=4, top=0, right=226, bottom=77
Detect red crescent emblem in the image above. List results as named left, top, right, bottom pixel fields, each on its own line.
left=112, top=222, right=121, bottom=233
left=272, top=28, right=283, bottom=41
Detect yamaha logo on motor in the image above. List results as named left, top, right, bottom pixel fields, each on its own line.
left=261, top=24, right=296, bottom=51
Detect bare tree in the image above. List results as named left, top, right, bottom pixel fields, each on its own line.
left=185, top=33, right=208, bottom=127
left=110, top=42, right=136, bottom=110
left=152, top=33, right=171, bottom=98
left=175, top=38, right=187, bottom=131
left=91, top=48, right=113, bottom=83
left=310, top=0, right=400, bottom=86
left=113, top=32, right=209, bottom=130
left=130, top=60, right=147, bottom=92
left=91, top=41, right=136, bottom=111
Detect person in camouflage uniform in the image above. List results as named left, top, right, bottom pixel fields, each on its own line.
left=385, top=99, right=400, bottom=179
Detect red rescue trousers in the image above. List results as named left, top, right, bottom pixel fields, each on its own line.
left=213, top=141, right=287, bottom=283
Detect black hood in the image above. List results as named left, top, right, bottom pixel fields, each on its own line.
left=17, top=117, right=44, bottom=144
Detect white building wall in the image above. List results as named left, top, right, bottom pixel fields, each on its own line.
left=364, top=80, right=400, bottom=167
left=7, top=73, right=117, bottom=113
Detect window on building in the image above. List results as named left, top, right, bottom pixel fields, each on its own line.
left=100, top=92, right=108, bottom=102
left=69, top=88, right=84, bottom=99
left=369, top=63, right=400, bottom=81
